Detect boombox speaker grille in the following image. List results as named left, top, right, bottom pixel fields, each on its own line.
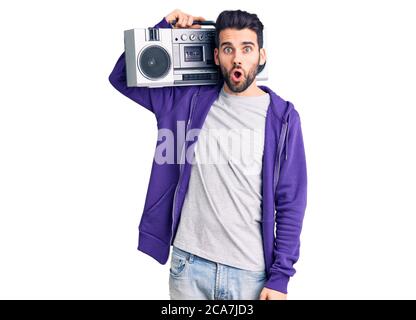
left=138, top=45, right=171, bottom=80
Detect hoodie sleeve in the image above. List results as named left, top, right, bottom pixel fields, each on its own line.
left=265, top=108, right=308, bottom=294
left=108, top=17, right=174, bottom=120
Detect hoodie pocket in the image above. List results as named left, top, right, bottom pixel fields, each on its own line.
left=143, top=184, right=176, bottom=214
left=140, top=183, right=176, bottom=238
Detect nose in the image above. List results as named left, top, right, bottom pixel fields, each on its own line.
left=232, top=52, right=243, bottom=67
left=233, top=61, right=242, bottom=68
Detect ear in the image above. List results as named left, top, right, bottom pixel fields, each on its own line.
left=214, top=47, right=220, bottom=66
left=259, top=47, right=266, bottom=66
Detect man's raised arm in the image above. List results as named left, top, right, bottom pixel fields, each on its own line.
left=108, top=10, right=205, bottom=120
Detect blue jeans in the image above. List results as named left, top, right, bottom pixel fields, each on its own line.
left=169, top=245, right=267, bottom=300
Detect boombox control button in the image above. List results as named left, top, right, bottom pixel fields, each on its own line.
left=181, top=34, right=188, bottom=41
left=147, top=28, right=159, bottom=41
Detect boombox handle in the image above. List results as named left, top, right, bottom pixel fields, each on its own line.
left=170, top=20, right=216, bottom=27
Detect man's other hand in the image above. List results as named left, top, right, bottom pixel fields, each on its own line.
left=259, top=287, right=288, bottom=300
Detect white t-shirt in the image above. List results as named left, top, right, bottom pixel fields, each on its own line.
left=173, top=85, right=270, bottom=272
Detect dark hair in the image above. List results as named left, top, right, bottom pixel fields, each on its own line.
left=215, top=10, right=264, bottom=49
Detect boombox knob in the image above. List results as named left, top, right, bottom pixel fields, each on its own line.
left=147, top=28, right=160, bottom=41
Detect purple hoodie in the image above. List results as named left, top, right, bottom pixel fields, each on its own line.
left=109, top=17, right=307, bottom=294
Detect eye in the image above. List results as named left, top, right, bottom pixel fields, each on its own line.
left=243, top=46, right=253, bottom=53
left=224, top=47, right=233, bottom=54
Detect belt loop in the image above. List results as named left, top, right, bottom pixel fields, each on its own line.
left=188, top=253, right=194, bottom=264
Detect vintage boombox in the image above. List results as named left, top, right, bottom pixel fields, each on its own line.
left=124, top=23, right=268, bottom=87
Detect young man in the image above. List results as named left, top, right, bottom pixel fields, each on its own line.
left=109, top=9, right=307, bottom=300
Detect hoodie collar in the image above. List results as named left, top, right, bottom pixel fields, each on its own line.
left=258, top=85, right=293, bottom=160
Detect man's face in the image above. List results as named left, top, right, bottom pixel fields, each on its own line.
left=214, top=28, right=266, bottom=93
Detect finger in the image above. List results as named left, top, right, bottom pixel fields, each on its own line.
left=177, top=15, right=184, bottom=28
left=181, top=14, right=189, bottom=28
left=259, top=291, right=267, bottom=300
left=190, top=24, right=201, bottom=29
left=190, top=16, right=203, bottom=29
left=186, top=15, right=193, bottom=27
left=181, top=16, right=188, bottom=28
left=193, top=16, right=206, bottom=22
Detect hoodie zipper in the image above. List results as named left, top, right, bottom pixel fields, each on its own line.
left=274, top=122, right=288, bottom=189
left=169, top=92, right=198, bottom=245
left=273, top=117, right=289, bottom=222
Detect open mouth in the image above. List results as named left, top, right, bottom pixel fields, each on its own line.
left=231, top=69, right=243, bottom=82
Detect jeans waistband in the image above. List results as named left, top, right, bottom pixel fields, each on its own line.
left=172, top=245, right=195, bottom=263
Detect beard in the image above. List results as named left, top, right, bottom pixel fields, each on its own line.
left=219, top=57, right=260, bottom=93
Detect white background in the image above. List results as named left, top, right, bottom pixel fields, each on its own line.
left=1, top=0, right=415, bottom=299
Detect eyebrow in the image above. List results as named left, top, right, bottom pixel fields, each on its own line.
left=220, top=41, right=256, bottom=47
